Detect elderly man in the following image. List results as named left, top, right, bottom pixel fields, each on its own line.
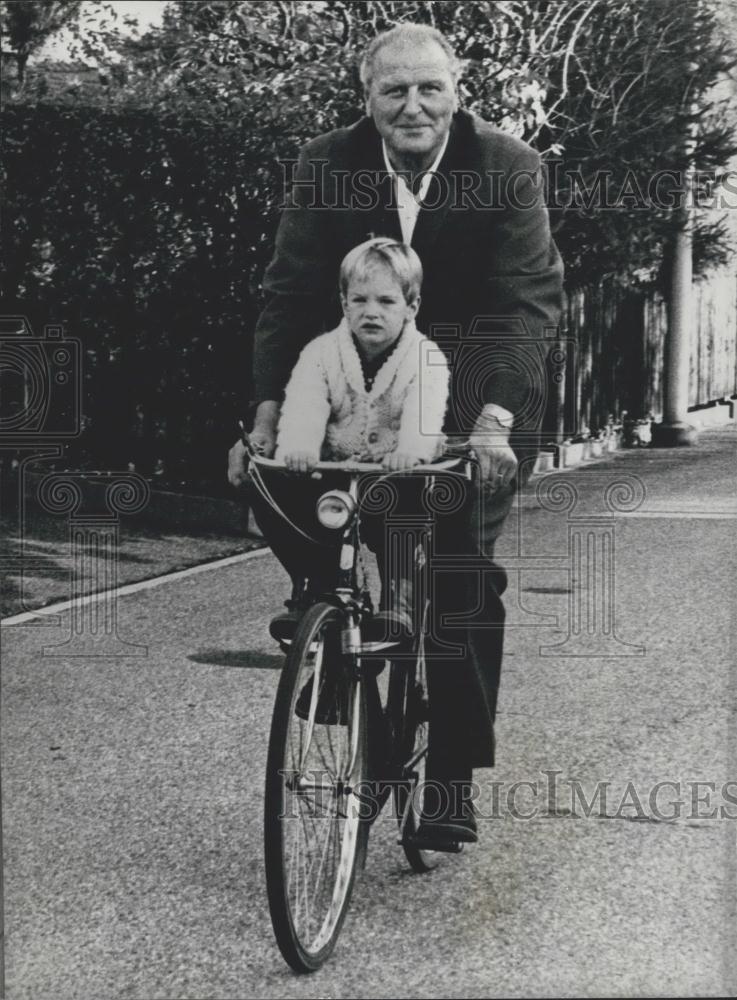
left=230, top=23, right=564, bottom=846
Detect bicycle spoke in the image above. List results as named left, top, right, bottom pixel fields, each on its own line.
left=289, top=783, right=356, bottom=942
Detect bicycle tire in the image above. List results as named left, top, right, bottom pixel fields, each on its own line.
left=264, top=601, right=369, bottom=972
left=387, top=628, right=438, bottom=874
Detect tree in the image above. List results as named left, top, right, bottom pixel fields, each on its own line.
left=542, top=0, right=737, bottom=286
left=1, top=0, right=143, bottom=102
left=1, top=0, right=83, bottom=89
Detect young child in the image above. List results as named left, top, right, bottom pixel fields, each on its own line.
left=275, top=237, right=449, bottom=472
left=262, top=237, right=450, bottom=640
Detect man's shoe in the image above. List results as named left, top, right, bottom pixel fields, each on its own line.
left=269, top=608, right=303, bottom=642
left=414, top=778, right=478, bottom=846
left=361, top=610, right=413, bottom=645
left=363, top=572, right=414, bottom=645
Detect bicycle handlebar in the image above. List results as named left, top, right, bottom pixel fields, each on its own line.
left=249, top=453, right=471, bottom=474
left=239, top=422, right=474, bottom=475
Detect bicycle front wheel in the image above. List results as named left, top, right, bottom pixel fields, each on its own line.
left=264, top=601, right=368, bottom=972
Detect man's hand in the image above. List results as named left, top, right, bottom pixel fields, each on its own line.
left=227, top=400, right=279, bottom=488
left=227, top=439, right=249, bottom=487
left=469, top=406, right=518, bottom=492
left=249, top=400, right=279, bottom=458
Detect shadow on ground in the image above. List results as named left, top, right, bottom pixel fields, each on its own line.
left=188, top=649, right=284, bottom=670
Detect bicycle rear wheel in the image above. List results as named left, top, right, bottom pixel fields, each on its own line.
left=264, top=601, right=368, bottom=972
left=388, top=625, right=438, bottom=873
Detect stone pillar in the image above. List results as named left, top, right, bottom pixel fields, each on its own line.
left=653, top=116, right=698, bottom=447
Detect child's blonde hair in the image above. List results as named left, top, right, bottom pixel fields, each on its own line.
left=339, top=237, right=423, bottom=304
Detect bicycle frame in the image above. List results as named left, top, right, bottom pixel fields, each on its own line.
left=257, top=444, right=476, bottom=970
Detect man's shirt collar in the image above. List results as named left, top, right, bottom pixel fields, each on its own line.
left=381, top=133, right=450, bottom=243
left=381, top=133, right=450, bottom=201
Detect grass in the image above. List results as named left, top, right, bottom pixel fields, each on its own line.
left=0, top=503, right=265, bottom=619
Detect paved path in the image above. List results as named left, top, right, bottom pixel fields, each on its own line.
left=2, top=428, right=735, bottom=998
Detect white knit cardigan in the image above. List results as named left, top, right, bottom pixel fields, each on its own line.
left=275, top=319, right=450, bottom=463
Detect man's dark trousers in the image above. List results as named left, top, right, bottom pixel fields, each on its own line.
left=372, top=464, right=517, bottom=773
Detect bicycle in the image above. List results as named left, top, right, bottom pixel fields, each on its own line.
left=245, top=440, right=474, bottom=973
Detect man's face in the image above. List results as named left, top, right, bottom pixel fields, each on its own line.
left=366, top=40, right=458, bottom=168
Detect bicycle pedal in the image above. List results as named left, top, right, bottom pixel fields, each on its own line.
left=361, top=640, right=402, bottom=654
left=404, top=835, right=464, bottom=854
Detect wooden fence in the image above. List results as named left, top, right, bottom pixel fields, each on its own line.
left=563, top=268, right=737, bottom=436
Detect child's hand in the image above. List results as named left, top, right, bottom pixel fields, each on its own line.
left=283, top=451, right=319, bottom=474
left=383, top=451, right=425, bottom=472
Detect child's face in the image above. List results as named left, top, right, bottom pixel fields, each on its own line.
left=341, top=265, right=419, bottom=359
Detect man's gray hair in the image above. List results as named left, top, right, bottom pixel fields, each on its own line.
left=359, top=23, right=462, bottom=93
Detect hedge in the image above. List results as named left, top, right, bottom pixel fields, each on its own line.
left=1, top=102, right=286, bottom=495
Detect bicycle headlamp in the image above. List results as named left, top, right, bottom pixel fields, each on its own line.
left=316, top=490, right=356, bottom=530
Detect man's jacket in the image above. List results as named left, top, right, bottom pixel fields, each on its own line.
left=253, top=109, right=565, bottom=461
